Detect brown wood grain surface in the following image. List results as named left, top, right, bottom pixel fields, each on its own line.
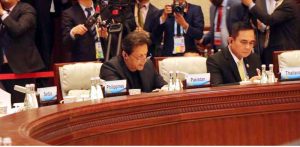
left=1, top=81, right=300, bottom=145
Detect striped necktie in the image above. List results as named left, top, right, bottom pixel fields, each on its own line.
left=138, top=4, right=145, bottom=28
left=85, top=7, right=98, bottom=41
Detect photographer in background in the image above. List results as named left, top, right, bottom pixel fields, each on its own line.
left=62, top=0, right=108, bottom=62
left=155, top=0, right=204, bottom=57
left=0, top=0, right=45, bottom=104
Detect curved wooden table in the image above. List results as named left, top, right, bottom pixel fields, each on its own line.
left=1, top=81, right=300, bottom=145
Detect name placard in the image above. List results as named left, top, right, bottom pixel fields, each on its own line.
left=104, top=80, right=127, bottom=94
left=37, top=86, right=57, bottom=101
left=281, top=67, right=300, bottom=80
left=185, top=73, right=210, bottom=87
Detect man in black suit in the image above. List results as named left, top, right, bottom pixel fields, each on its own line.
left=134, top=0, right=160, bottom=57
left=100, top=32, right=167, bottom=92
left=242, top=0, right=299, bottom=65
left=33, top=0, right=72, bottom=66
left=0, top=0, right=45, bottom=103
left=62, top=0, right=108, bottom=62
left=207, top=22, right=261, bottom=86
left=155, top=0, right=204, bottom=56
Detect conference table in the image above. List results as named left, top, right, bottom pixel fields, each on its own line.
left=1, top=81, right=300, bottom=145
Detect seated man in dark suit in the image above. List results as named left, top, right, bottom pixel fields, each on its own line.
left=206, top=22, right=261, bottom=86
left=100, top=31, right=167, bottom=92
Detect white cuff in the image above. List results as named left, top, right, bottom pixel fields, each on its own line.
left=70, top=28, right=76, bottom=40
left=159, top=17, right=165, bottom=25
left=249, top=2, right=255, bottom=10
left=1, top=11, right=9, bottom=21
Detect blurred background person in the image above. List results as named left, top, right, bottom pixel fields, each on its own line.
left=34, top=0, right=72, bottom=66
left=200, top=0, right=249, bottom=52
left=0, top=0, right=45, bottom=104
left=242, top=0, right=299, bottom=65
left=134, top=0, right=161, bottom=57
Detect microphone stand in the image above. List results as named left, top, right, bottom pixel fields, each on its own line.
left=105, top=22, right=123, bottom=62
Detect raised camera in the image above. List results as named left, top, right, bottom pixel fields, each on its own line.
left=172, top=0, right=185, bottom=14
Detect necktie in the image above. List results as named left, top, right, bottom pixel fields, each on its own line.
left=85, top=7, right=93, bottom=18
left=85, top=7, right=98, bottom=41
left=216, top=6, right=223, bottom=32
left=177, top=23, right=181, bottom=36
left=263, top=0, right=280, bottom=48
left=214, top=6, right=223, bottom=46
left=237, top=60, right=246, bottom=81
left=138, top=5, right=145, bottom=28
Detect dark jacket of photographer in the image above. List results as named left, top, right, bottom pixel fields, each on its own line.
left=62, top=3, right=107, bottom=62
left=155, top=3, right=204, bottom=56
left=0, top=2, right=45, bottom=73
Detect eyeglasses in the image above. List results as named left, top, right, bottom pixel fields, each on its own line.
left=130, top=54, right=151, bottom=61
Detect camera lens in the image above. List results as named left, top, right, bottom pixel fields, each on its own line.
left=173, top=5, right=184, bottom=14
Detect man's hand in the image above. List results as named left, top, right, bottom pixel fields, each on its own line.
left=97, top=26, right=108, bottom=39
left=0, top=2, right=4, bottom=16
left=71, top=24, right=88, bottom=36
left=241, top=0, right=253, bottom=7
left=174, top=13, right=189, bottom=30
left=256, top=19, right=267, bottom=32
left=160, top=5, right=172, bottom=23
left=250, top=75, right=261, bottom=82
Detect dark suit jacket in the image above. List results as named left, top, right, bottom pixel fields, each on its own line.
left=33, top=0, right=72, bottom=66
left=250, top=0, right=299, bottom=64
left=0, top=2, right=45, bottom=73
left=203, top=0, right=249, bottom=50
left=100, top=56, right=167, bottom=92
left=62, top=3, right=106, bottom=62
left=141, top=4, right=161, bottom=57
left=156, top=3, right=204, bottom=56
left=207, top=48, right=261, bottom=86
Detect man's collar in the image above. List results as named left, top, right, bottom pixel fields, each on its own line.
left=79, top=2, right=94, bottom=11
left=138, top=1, right=150, bottom=9
left=228, top=46, right=243, bottom=64
left=7, top=3, right=17, bottom=12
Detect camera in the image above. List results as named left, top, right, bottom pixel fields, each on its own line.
left=172, top=0, right=186, bottom=14
left=99, top=0, right=133, bottom=13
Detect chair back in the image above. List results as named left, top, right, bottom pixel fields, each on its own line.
left=53, top=62, right=102, bottom=101
left=154, top=56, right=207, bottom=83
left=273, top=50, right=300, bottom=78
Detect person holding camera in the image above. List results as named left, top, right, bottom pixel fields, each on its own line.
left=0, top=0, right=45, bottom=104
left=155, top=0, right=204, bottom=57
left=62, top=0, right=108, bottom=62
